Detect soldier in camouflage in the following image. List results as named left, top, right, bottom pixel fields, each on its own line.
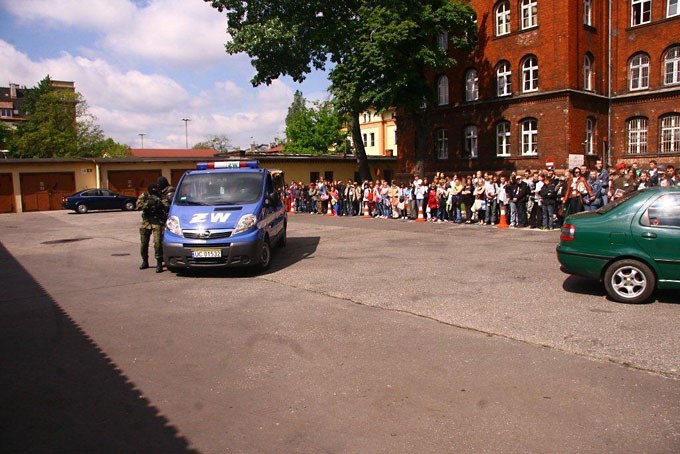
left=137, top=182, right=170, bottom=272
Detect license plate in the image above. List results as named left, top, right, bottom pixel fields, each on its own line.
left=191, top=248, right=222, bottom=258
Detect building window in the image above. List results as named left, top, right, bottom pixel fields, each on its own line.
left=496, top=122, right=511, bottom=156
left=585, top=118, right=595, bottom=154
left=369, top=133, right=375, bottom=147
left=0, top=108, right=12, bottom=118
left=520, top=119, right=538, bottom=156
left=631, top=0, right=651, bottom=26
left=464, top=125, right=478, bottom=158
left=521, top=0, right=538, bottom=29
left=496, top=1, right=511, bottom=36
left=584, top=0, right=593, bottom=25
left=660, top=114, right=680, bottom=153
left=496, top=61, right=512, bottom=96
left=437, top=75, right=449, bottom=106
left=664, top=46, right=680, bottom=85
left=629, top=53, right=650, bottom=90
left=362, top=133, right=367, bottom=146
left=627, top=117, right=648, bottom=154
left=669, top=0, right=679, bottom=17
left=435, top=129, right=448, bottom=160
left=437, top=31, right=448, bottom=50
left=522, top=56, right=539, bottom=92
left=583, top=54, right=593, bottom=90
left=465, top=69, right=479, bottom=101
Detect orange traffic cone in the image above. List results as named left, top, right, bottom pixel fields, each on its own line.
left=289, top=199, right=296, bottom=214
left=325, top=201, right=334, bottom=216
left=363, top=201, right=371, bottom=218
left=497, top=205, right=509, bottom=229
left=416, top=203, right=426, bottom=222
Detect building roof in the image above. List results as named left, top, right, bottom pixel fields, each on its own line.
left=129, top=148, right=219, bottom=158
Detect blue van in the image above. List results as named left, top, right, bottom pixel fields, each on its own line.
left=162, top=161, right=287, bottom=272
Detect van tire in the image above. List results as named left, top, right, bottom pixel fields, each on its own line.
left=258, top=239, right=271, bottom=271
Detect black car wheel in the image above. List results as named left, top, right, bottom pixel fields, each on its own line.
left=123, top=201, right=135, bottom=211
left=76, top=203, right=88, bottom=214
left=258, top=239, right=271, bottom=271
left=603, top=259, right=656, bottom=304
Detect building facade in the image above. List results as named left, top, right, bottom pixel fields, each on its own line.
left=351, top=108, right=398, bottom=157
left=396, top=0, right=680, bottom=178
left=0, top=80, right=75, bottom=129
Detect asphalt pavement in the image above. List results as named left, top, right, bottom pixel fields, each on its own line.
left=0, top=210, right=678, bottom=453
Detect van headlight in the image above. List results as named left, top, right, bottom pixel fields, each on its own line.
left=166, top=215, right=182, bottom=236
left=233, top=214, right=257, bottom=235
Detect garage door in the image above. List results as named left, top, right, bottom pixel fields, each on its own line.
left=171, top=169, right=192, bottom=187
left=108, top=170, right=161, bottom=197
left=20, top=172, right=75, bottom=212
left=0, top=173, right=15, bottom=213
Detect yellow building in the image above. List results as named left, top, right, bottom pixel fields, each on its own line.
left=0, top=153, right=396, bottom=213
left=351, top=108, right=398, bottom=157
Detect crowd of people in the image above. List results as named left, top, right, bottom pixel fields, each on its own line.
left=285, top=159, right=680, bottom=230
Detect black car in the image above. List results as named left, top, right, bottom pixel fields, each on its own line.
left=62, top=189, right=137, bottom=214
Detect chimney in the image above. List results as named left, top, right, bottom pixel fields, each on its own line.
left=9, top=83, right=18, bottom=99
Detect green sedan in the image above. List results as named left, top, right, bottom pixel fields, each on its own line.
left=557, top=187, right=680, bottom=304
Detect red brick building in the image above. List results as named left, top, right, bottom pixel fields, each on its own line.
left=396, top=0, right=680, bottom=177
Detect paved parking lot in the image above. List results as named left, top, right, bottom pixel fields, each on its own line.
left=1, top=210, right=679, bottom=452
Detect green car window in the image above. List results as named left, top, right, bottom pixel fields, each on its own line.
left=640, top=193, right=680, bottom=228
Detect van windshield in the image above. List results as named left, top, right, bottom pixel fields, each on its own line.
left=175, top=172, right=263, bottom=206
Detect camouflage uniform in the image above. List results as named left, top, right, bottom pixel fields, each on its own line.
left=137, top=184, right=170, bottom=264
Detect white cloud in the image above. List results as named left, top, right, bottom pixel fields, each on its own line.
left=2, top=0, right=229, bottom=67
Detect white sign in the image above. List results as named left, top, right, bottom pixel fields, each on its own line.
left=568, top=154, right=584, bottom=170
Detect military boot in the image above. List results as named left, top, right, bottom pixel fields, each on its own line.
left=139, top=260, right=149, bottom=270
left=156, top=262, right=163, bottom=273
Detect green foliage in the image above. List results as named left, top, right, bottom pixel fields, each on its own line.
left=193, top=134, right=232, bottom=153
left=283, top=92, right=347, bottom=154
left=8, top=75, right=129, bottom=158
left=205, top=0, right=476, bottom=178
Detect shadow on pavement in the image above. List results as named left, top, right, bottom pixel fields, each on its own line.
left=562, top=275, right=680, bottom=305
left=174, top=235, right=320, bottom=279
left=0, top=242, right=195, bottom=453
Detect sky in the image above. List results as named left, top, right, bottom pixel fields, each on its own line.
left=0, top=0, right=330, bottom=150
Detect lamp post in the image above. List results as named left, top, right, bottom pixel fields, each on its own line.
left=138, top=133, right=145, bottom=149
left=181, top=118, right=191, bottom=149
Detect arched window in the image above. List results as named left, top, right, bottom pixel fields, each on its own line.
left=627, top=117, right=648, bottom=154
left=585, top=118, right=595, bottom=154
left=435, top=128, right=448, bottom=159
left=464, top=125, right=478, bottom=158
left=660, top=114, right=680, bottom=153
left=496, top=61, right=512, bottom=96
left=465, top=69, right=479, bottom=101
left=629, top=53, right=650, bottom=90
left=496, top=121, right=511, bottom=156
left=496, top=1, right=511, bottom=36
left=437, top=75, right=449, bottom=105
left=521, top=0, right=538, bottom=29
left=664, top=46, right=680, bottom=85
left=583, top=54, right=593, bottom=90
left=522, top=56, right=539, bottom=92
left=520, top=119, right=538, bottom=155
left=437, top=31, right=449, bottom=50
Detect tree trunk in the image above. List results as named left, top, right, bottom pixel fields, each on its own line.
left=414, top=112, right=428, bottom=177
left=349, top=111, right=372, bottom=181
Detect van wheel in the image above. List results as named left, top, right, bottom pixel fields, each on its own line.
left=603, top=259, right=655, bottom=304
left=76, top=204, right=88, bottom=214
left=258, top=239, right=271, bottom=270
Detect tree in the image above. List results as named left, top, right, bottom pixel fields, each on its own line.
left=205, top=0, right=475, bottom=180
left=193, top=135, right=232, bottom=153
left=9, top=76, right=130, bottom=158
left=283, top=92, right=347, bottom=154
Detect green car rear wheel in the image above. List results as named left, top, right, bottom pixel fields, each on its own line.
left=603, top=259, right=656, bottom=304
